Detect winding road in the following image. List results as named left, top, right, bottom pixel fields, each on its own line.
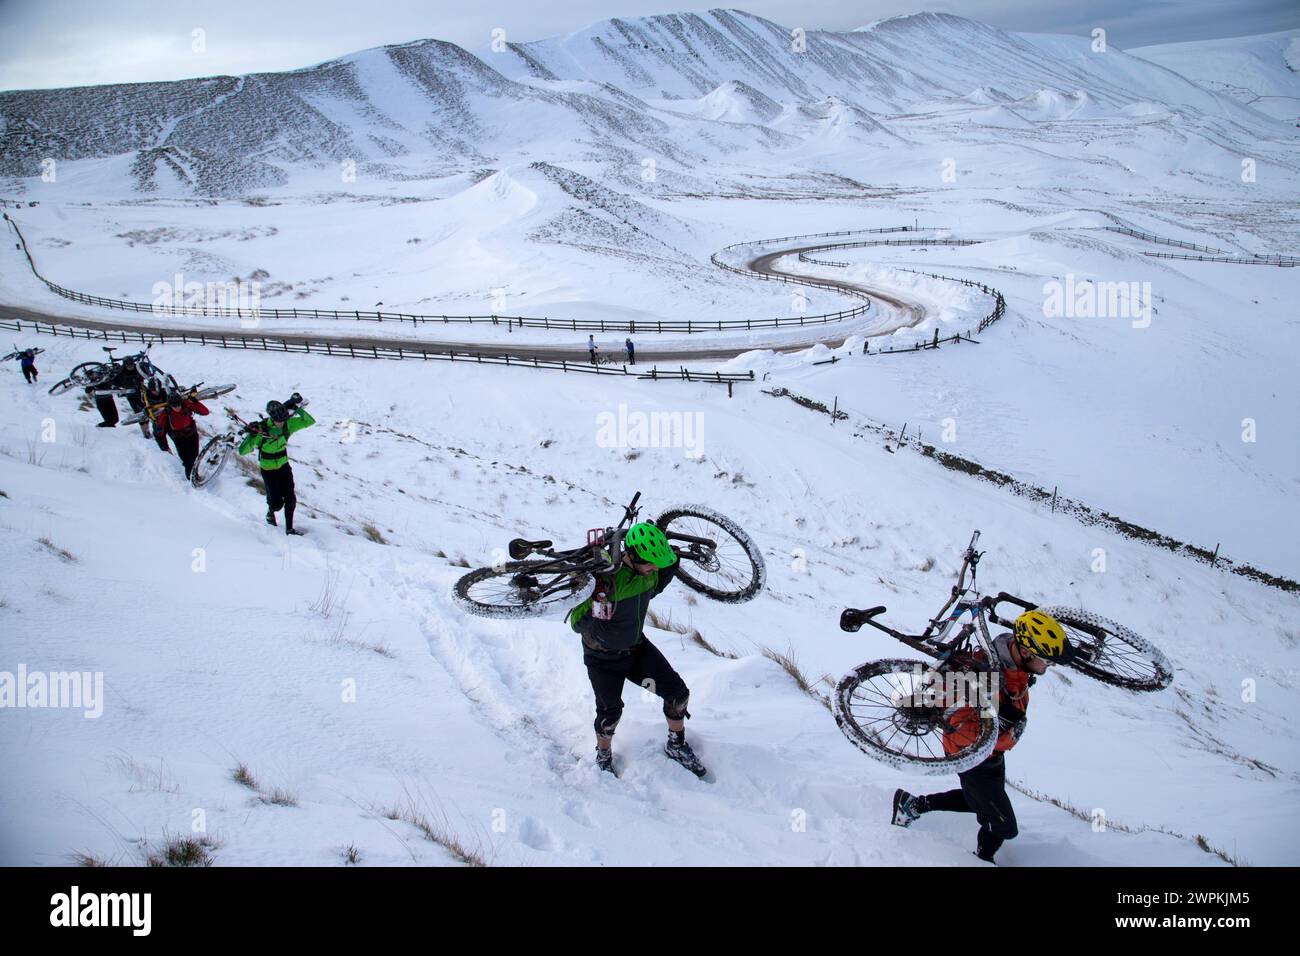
left=1, top=240, right=932, bottom=364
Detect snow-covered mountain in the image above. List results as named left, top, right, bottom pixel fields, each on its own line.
left=1132, top=29, right=1300, bottom=121
left=1, top=9, right=1289, bottom=197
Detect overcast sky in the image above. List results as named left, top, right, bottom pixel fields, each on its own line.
left=1, top=0, right=1296, bottom=92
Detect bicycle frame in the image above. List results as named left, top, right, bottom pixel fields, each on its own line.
left=840, top=530, right=1039, bottom=665
left=504, top=492, right=720, bottom=600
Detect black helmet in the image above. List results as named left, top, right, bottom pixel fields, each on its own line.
left=266, top=400, right=289, bottom=423
left=167, top=388, right=183, bottom=408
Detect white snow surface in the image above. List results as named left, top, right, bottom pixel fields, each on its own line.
left=1, top=9, right=1299, bottom=867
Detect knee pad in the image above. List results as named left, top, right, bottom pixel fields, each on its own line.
left=663, top=692, right=691, bottom=721
left=594, top=714, right=621, bottom=738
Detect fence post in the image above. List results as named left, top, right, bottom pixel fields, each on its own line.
left=1050, top=486, right=1058, bottom=513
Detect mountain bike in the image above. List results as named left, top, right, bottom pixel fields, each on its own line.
left=833, top=530, right=1173, bottom=774
left=453, top=492, right=766, bottom=619
left=191, top=395, right=307, bottom=489
left=47, top=344, right=166, bottom=395
left=3, top=345, right=44, bottom=362
left=119, top=381, right=237, bottom=428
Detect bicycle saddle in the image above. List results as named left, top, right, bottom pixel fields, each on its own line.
left=508, top=538, right=553, bottom=560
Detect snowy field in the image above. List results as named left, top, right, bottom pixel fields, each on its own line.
left=1, top=10, right=1298, bottom=867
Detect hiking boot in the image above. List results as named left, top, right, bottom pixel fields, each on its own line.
left=665, top=730, right=706, bottom=778
left=595, top=747, right=616, bottom=775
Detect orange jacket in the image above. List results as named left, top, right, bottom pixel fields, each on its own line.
left=942, top=655, right=1031, bottom=755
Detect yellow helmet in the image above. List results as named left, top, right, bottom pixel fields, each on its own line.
left=1014, top=610, right=1074, bottom=663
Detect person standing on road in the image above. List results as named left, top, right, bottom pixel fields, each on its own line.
left=238, top=393, right=314, bottom=536
left=587, top=334, right=598, bottom=365
left=625, top=336, right=635, bottom=366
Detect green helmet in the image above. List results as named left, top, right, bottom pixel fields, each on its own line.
left=624, top=522, right=677, bottom=568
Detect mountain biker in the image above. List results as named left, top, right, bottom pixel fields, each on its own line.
left=154, top=388, right=210, bottom=480
left=238, top=394, right=313, bottom=535
left=91, top=356, right=143, bottom=428
left=625, top=336, right=635, bottom=366
left=11, top=348, right=39, bottom=384
left=567, top=522, right=704, bottom=777
left=142, top=376, right=171, bottom=449
left=890, top=610, right=1076, bottom=864
left=587, top=334, right=598, bottom=365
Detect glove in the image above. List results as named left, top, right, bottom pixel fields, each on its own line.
left=998, top=714, right=1027, bottom=742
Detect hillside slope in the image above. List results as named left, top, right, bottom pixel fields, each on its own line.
left=1, top=336, right=1296, bottom=865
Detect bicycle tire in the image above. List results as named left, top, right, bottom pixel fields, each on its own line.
left=191, top=436, right=233, bottom=489
left=833, top=657, right=999, bottom=774
left=1038, top=605, right=1173, bottom=692
left=48, top=362, right=107, bottom=395
left=194, top=384, right=236, bottom=401
left=655, top=505, right=765, bottom=603
left=453, top=561, right=593, bottom=620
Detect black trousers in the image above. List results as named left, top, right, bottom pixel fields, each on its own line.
left=920, top=751, right=1018, bottom=860
left=94, top=393, right=119, bottom=426
left=171, top=430, right=200, bottom=480
left=21, top=365, right=36, bottom=383
left=262, top=464, right=297, bottom=529
left=585, top=635, right=689, bottom=737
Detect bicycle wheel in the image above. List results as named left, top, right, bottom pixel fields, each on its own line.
left=191, top=437, right=233, bottom=489
left=48, top=362, right=106, bottom=395
left=453, top=561, right=592, bottom=620
left=833, top=658, right=999, bottom=774
left=1038, top=606, right=1173, bottom=692
left=195, top=384, right=236, bottom=401
left=655, top=505, right=765, bottom=603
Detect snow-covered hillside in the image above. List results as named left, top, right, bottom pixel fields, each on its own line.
left=2, top=7, right=1298, bottom=868
left=1133, top=30, right=1300, bottom=122
left=2, top=337, right=1296, bottom=866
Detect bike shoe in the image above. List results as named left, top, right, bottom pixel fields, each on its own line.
left=595, top=747, right=616, bottom=776
left=892, top=789, right=923, bottom=828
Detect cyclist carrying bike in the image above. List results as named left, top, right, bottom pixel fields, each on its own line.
left=91, top=356, right=143, bottom=428
left=10, top=347, right=39, bottom=384
left=154, top=388, right=210, bottom=481
left=567, top=522, right=705, bottom=778
left=142, top=376, right=171, bottom=449
left=238, top=394, right=313, bottom=536
left=891, top=610, right=1075, bottom=864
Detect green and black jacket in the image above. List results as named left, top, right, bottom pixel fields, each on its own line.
left=568, top=559, right=677, bottom=653
left=238, top=407, right=314, bottom=471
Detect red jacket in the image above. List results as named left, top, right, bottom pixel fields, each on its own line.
left=155, top=398, right=209, bottom=436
